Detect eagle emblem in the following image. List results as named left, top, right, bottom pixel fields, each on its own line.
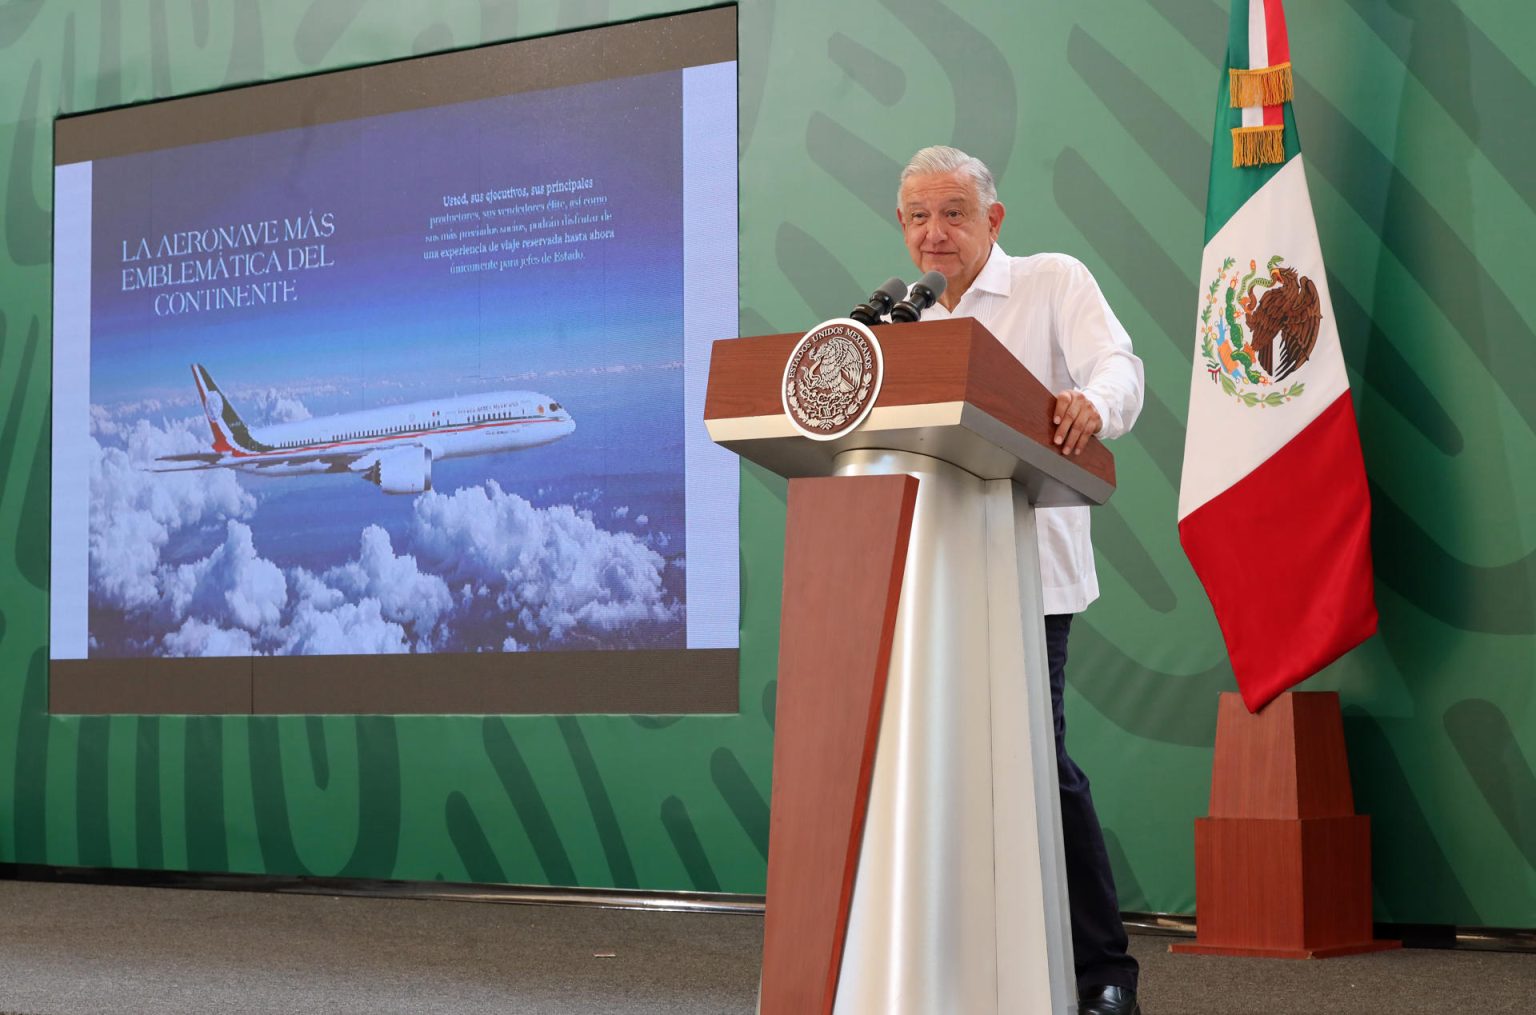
left=1199, top=255, right=1320, bottom=408
left=782, top=319, right=883, bottom=440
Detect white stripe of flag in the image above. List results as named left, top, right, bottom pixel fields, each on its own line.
left=1242, top=0, right=1268, bottom=127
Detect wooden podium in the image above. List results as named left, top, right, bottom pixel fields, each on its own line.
left=705, top=319, right=1118, bottom=1015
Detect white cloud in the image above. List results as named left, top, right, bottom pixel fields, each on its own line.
left=159, top=520, right=287, bottom=633
left=153, top=545, right=418, bottom=657
left=144, top=528, right=447, bottom=656
left=162, top=618, right=255, bottom=657
left=89, top=404, right=122, bottom=439
left=410, top=480, right=679, bottom=647
left=90, top=397, right=202, bottom=445
left=488, top=360, right=682, bottom=384
left=279, top=597, right=409, bottom=655
left=235, top=388, right=312, bottom=425
left=89, top=424, right=255, bottom=613
left=322, top=525, right=453, bottom=636
left=289, top=567, right=346, bottom=612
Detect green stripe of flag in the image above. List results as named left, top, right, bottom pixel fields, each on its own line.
left=1204, top=2, right=1302, bottom=244
left=1229, top=0, right=1251, bottom=69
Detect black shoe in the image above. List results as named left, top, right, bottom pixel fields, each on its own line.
left=1079, top=984, right=1140, bottom=1015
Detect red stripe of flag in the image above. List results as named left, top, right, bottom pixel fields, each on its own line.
left=1259, top=0, right=1284, bottom=125
left=1261, top=0, right=1290, bottom=126
left=1264, top=0, right=1291, bottom=64
left=1178, top=392, right=1379, bottom=712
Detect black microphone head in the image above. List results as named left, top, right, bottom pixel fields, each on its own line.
left=889, top=271, right=949, bottom=323
left=849, top=276, right=911, bottom=325
left=872, top=276, right=908, bottom=314
left=912, top=270, right=947, bottom=305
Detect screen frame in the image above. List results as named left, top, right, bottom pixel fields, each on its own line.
left=49, top=7, right=741, bottom=716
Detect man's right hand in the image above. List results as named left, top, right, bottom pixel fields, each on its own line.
left=1052, top=389, right=1101, bottom=456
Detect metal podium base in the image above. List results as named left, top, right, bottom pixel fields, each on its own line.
left=825, top=449, right=1076, bottom=1015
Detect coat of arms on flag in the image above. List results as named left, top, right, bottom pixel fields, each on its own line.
left=1198, top=254, right=1319, bottom=408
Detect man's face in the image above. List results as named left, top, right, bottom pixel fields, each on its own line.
left=897, top=170, right=1005, bottom=300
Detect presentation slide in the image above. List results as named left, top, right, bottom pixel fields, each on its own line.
left=51, top=39, right=739, bottom=671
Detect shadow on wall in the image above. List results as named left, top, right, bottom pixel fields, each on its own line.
left=1343, top=708, right=1479, bottom=925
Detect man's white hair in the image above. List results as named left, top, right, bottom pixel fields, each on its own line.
left=898, top=145, right=997, bottom=209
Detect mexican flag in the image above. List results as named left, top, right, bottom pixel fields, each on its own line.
left=1178, top=0, right=1377, bottom=713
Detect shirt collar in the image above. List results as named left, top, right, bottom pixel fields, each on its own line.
left=966, top=242, right=1011, bottom=299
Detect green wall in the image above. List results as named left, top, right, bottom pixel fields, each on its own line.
left=1, top=0, right=1532, bottom=928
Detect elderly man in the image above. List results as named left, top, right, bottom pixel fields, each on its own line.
left=896, top=145, right=1144, bottom=1015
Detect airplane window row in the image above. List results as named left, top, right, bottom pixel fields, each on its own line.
left=269, top=408, right=561, bottom=447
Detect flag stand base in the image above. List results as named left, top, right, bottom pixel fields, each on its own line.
left=1172, top=940, right=1400, bottom=959
left=1169, top=692, right=1400, bottom=960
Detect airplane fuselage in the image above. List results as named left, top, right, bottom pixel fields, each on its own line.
left=160, top=364, right=577, bottom=494
left=229, top=391, right=575, bottom=474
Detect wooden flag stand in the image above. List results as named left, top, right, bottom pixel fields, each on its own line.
left=1171, top=691, right=1401, bottom=958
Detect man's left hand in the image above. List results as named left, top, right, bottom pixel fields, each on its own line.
left=1052, top=390, right=1101, bottom=455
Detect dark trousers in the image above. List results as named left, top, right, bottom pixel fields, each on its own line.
left=1045, top=613, right=1139, bottom=993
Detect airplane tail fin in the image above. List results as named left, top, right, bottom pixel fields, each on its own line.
left=191, top=364, right=271, bottom=454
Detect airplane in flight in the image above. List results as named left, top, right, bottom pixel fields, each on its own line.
left=154, top=364, right=575, bottom=494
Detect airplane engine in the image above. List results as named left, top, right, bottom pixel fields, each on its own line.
left=363, top=446, right=433, bottom=494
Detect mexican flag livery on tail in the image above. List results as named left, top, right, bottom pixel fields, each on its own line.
left=1178, top=0, right=1378, bottom=712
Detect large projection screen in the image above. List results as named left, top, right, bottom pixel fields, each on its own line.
left=49, top=9, right=740, bottom=715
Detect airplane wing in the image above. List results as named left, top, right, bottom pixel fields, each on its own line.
left=151, top=447, right=380, bottom=474
left=149, top=452, right=228, bottom=472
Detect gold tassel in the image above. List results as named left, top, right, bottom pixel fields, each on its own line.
left=1231, top=125, right=1286, bottom=167
left=1229, top=62, right=1294, bottom=107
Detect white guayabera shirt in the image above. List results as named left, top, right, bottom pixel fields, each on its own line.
left=919, top=243, right=1144, bottom=615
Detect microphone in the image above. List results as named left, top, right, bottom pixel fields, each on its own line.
left=848, top=277, right=909, bottom=326
left=888, top=271, right=947, bottom=323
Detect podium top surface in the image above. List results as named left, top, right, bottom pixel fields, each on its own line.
left=704, top=318, right=1116, bottom=507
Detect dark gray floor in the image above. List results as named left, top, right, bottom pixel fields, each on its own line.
left=1, top=881, right=1532, bottom=1013
left=1136, top=933, right=1535, bottom=1014
left=0, top=881, right=758, bottom=1014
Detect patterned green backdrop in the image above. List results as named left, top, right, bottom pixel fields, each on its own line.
left=0, top=0, right=1531, bottom=928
